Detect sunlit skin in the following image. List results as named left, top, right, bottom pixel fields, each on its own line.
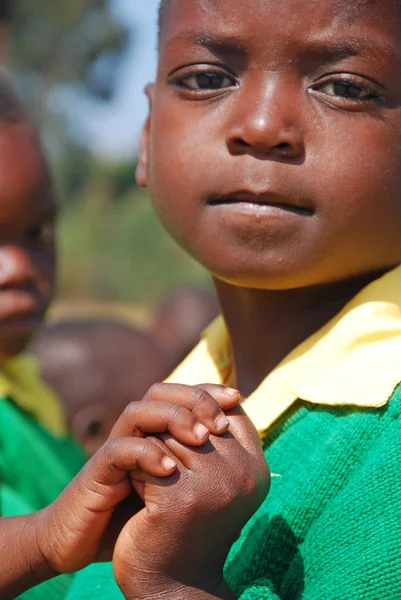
left=137, top=0, right=401, bottom=395
left=0, top=121, right=56, bottom=362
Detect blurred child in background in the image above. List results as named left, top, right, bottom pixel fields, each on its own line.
left=29, top=319, right=172, bottom=456
left=0, top=68, right=87, bottom=597
left=153, top=286, right=219, bottom=365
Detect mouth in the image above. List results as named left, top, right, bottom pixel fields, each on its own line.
left=208, top=191, right=313, bottom=216
left=0, top=293, right=45, bottom=334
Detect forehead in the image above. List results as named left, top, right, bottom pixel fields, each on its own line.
left=0, top=122, right=54, bottom=215
left=160, top=0, right=401, bottom=55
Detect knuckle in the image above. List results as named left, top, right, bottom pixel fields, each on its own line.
left=145, top=382, right=165, bottom=400
left=121, top=401, right=139, bottom=420
left=102, top=438, right=122, bottom=464
left=168, top=402, right=187, bottom=423
left=140, top=437, right=156, bottom=459
left=192, top=387, right=211, bottom=405
left=242, top=472, right=258, bottom=497
left=220, top=479, right=237, bottom=506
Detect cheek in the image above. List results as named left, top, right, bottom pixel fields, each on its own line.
left=151, top=111, right=210, bottom=183
left=313, top=119, right=401, bottom=224
left=148, top=109, right=212, bottom=241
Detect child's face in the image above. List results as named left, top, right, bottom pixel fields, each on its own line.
left=139, top=0, right=401, bottom=290
left=0, top=122, right=56, bottom=361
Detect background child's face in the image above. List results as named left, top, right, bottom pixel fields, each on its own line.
left=139, top=0, right=401, bottom=290
left=0, top=122, right=56, bottom=361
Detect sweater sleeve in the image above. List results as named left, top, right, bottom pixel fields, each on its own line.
left=236, top=409, right=401, bottom=600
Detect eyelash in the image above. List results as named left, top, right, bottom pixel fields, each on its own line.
left=170, top=68, right=237, bottom=94
left=170, top=67, right=385, bottom=107
left=311, top=75, right=384, bottom=105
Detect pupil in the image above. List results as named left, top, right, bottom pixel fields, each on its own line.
left=196, top=73, right=223, bottom=90
left=334, top=82, right=360, bottom=98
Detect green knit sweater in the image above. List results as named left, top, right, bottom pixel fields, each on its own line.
left=65, top=383, right=401, bottom=599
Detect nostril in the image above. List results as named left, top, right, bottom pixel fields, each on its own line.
left=234, top=138, right=251, bottom=148
left=276, top=142, right=291, bottom=151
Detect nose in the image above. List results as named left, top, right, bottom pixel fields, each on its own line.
left=226, top=75, right=305, bottom=160
left=0, top=246, right=36, bottom=288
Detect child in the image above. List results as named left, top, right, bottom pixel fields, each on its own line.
left=65, top=0, right=401, bottom=597
left=0, top=67, right=86, bottom=591
left=153, top=286, right=219, bottom=365
left=29, top=319, right=173, bottom=456
left=0, top=69, right=250, bottom=599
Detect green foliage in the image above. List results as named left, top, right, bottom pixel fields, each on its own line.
left=8, top=2, right=209, bottom=305
left=10, top=0, right=128, bottom=102
left=56, top=187, right=211, bottom=305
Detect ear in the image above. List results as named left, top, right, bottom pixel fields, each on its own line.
left=136, top=83, right=155, bottom=188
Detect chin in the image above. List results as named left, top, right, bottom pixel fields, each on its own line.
left=0, top=332, right=36, bottom=363
left=208, top=262, right=315, bottom=291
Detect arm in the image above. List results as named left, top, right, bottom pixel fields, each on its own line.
left=113, top=408, right=270, bottom=600
left=0, top=513, right=56, bottom=600
left=0, top=383, right=238, bottom=598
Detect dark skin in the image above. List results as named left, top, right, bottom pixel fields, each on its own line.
left=0, top=121, right=56, bottom=361
left=0, top=112, right=248, bottom=596
left=4, top=381, right=248, bottom=599
left=137, top=0, right=401, bottom=394
left=106, top=0, right=401, bottom=598
left=0, top=91, right=265, bottom=600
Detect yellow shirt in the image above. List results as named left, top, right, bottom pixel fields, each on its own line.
left=0, top=354, right=67, bottom=437
left=168, top=265, right=401, bottom=433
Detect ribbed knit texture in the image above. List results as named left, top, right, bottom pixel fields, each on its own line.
left=226, top=389, right=401, bottom=599
left=66, top=384, right=401, bottom=599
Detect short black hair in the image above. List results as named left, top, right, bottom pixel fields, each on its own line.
left=158, top=0, right=169, bottom=45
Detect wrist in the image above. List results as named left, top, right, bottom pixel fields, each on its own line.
left=0, top=512, right=58, bottom=600
left=24, top=510, right=60, bottom=582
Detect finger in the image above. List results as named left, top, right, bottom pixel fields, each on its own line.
left=109, top=398, right=212, bottom=446
left=156, top=407, right=263, bottom=469
left=146, top=382, right=240, bottom=435
left=225, top=406, right=265, bottom=456
left=109, top=381, right=240, bottom=443
left=197, top=383, right=241, bottom=410
left=78, top=437, right=177, bottom=511
left=130, top=435, right=186, bottom=486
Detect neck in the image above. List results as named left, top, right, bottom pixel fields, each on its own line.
left=214, top=270, right=387, bottom=397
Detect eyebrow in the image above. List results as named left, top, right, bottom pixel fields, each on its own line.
left=304, top=37, right=401, bottom=65
left=165, top=29, right=401, bottom=66
left=164, top=29, right=247, bottom=55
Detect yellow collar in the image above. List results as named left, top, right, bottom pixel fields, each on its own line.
left=168, top=266, right=401, bottom=432
left=0, top=354, right=67, bottom=437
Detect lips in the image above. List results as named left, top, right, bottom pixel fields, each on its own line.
left=0, top=290, right=45, bottom=324
left=207, top=190, right=313, bottom=216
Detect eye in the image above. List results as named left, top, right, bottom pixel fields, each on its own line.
left=312, top=76, right=384, bottom=106
left=26, top=222, right=55, bottom=244
left=172, top=69, right=237, bottom=94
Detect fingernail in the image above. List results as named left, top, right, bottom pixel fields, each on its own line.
left=226, top=388, right=240, bottom=398
left=162, top=457, right=177, bottom=472
left=195, top=423, right=209, bottom=440
left=215, top=414, right=229, bottom=431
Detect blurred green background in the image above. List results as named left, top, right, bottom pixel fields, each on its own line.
left=7, top=0, right=211, bottom=319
